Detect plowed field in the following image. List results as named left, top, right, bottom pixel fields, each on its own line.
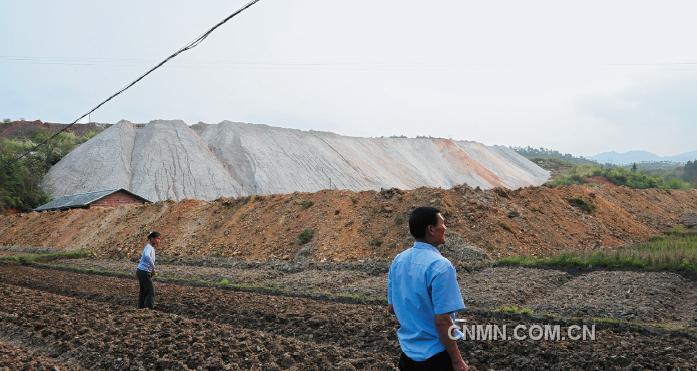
left=2, top=263, right=697, bottom=369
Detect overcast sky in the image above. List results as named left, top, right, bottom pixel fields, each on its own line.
left=2, top=0, right=697, bottom=157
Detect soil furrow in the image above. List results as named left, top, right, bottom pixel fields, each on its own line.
left=0, top=282, right=396, bottom=370
left=0, top=264, right=400, bottom=355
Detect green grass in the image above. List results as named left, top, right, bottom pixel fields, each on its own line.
left=498, top=304, right=533, bottom=315
left=497, top=229, right=697, bottom=272
left=0, top=249, right=90, bottom=264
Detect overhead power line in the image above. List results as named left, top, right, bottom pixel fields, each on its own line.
left=12, top=0, right=262, bottom=162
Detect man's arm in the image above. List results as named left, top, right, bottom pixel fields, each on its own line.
left=435, top=314, right=469, bottom=371
left=431, top=261, right=469, bottom=371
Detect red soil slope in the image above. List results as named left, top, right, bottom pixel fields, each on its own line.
left=1, top=184, right=696, bottom=261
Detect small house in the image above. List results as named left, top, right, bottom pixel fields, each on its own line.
left=34, top=189, right=150, bottom=212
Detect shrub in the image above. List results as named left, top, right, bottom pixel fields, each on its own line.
left=298, top=228, right=314, bottom=244
left=567, top=197, right=595, bottom=214
left=498, top=221, right=513, bottom=232
left=301, top=200, right=314, bottom=209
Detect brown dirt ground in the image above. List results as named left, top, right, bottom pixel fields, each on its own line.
left=36, top=258, right=697, bottom=327
left=0, top=338, right=78, bottom=371
left=2, top=264, right=697, bottom=369
left=1, top=184, right=697, bottom=262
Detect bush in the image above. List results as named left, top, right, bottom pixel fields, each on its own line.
left=567, top=197, right=595, bottom=214
left=298, top=228, right=314, bottom=244
left=301, top=200, right=314, bottom=209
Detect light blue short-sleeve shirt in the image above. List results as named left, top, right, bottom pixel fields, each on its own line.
left=136, top=243, right=156, bottom=272
left=387, top=241, right=465, bottom=361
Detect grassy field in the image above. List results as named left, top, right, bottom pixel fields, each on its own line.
left=498, top=228, right=697, bottom=272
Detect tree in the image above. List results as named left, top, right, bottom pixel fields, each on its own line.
left=684, top=160, right=697, bottom=184
left=0, top=139, right=50, bottom=211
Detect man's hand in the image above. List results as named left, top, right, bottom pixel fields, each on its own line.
left=434, top=313, right=468, bottom=371
left=387, top=304, right=395, bottom=315
left=452, top=358, right=469, bottom=371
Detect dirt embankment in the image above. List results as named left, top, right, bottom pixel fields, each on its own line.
left=1, top=184, right=696, bottom=261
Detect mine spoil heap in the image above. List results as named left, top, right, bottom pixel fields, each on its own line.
left=43, top=120, right=549, bottom=202
left=3, top=184, right=697, bottom=261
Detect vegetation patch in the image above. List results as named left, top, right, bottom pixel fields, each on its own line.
left=1, top=129, right=99, bottom=212
left=0, top=249, right=90, bottom=265
left=567, top=197, right=595, bottom=214
left=497, top=229, right=697, bottom=272
left=498, top=304, right=533, bottom=315
left=298, top=228, right=314, bottom=244
left=301, top=200, right=314, bottom=209
left=498, top=221, right=513, bottom=232
left=546, top=163, right=692, bottom=190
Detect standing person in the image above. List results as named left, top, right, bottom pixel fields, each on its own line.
left=136, top=231, right=160, bottom=309
left=387, top=207, right=469, bottom=371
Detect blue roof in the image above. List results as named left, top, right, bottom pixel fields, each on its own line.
left=34, top=189, right=150, bottom=211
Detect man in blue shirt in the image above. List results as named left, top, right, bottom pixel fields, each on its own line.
left=136, top=231, right=160, bottom=309
left=387, top=207, right=469, bottom=371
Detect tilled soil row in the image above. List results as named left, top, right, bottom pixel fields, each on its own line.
left=0, top=265, right=400, bottom=355
left=0, top=283, right=395, bottom=370
left=0, top=338, right=78, bottom=371
left=51, top=258, right=697, bottom=325
left=3, top=265, right=697, bottom=369
left=530, top=270, right=697, bottom=324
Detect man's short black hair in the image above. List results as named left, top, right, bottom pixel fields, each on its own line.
left=147, top=231, right=160, bottom=240
left=409, top=207, right=441, bottom=239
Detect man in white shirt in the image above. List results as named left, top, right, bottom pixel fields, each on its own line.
left=136, top=231, right=160, bottom=309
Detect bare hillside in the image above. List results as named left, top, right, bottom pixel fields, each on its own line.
left=2, top=184, right=696, bottom=261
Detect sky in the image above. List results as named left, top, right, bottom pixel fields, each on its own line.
left=2, top=0, right=697, bottom=157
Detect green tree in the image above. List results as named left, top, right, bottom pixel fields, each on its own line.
left=0, top=138, right=51, bottom=211
left=684, top=160, right=697, bottom=184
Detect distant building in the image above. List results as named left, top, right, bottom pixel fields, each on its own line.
left=34, top=189, right=150, bottom=212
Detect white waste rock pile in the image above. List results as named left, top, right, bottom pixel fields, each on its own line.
left=43, top=120, right=549, bottom=201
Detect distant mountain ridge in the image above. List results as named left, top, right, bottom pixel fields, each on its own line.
left=591, top=150, right=697, bottom=165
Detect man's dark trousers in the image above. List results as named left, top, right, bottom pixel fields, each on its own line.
left=136, top=269, right=155, bottom=309
left=398, top=351, right=453, bottom=371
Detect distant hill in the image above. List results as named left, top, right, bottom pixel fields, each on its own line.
left=591, top=150, right=697, bottom=165
left=512, top=146, right=597, bottom=165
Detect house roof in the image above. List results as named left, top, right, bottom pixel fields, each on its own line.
left=34, top=189, right=150, bottom=212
